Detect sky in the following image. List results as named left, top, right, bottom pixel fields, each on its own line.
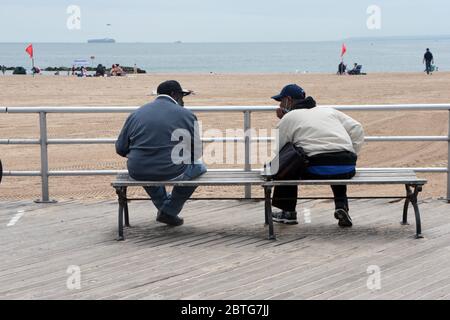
left=0, top=0, right=448, bottom=42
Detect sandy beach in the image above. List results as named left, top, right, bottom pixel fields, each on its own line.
left=0, top=72, right=449, bottom=201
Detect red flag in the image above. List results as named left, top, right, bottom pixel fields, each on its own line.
left=25, top=44, right=34, bottom=58
left=341, top=43, right=347, bottom=57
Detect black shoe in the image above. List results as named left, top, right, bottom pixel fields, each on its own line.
left=334, top=208, right=352, bottom=227
left=156, top=210, right=184, bottom=227
left=272, top=210, right=298, bottom=225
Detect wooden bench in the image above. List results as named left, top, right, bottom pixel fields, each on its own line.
left=112, top=170, right=427, bottom=241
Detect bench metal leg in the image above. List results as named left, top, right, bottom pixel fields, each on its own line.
left=115, top=187, right=127, bottom=241
left=402, top=185, right=411, bottom=225
left=264, top=194, right=269, bottom=226
left=402, top=185, right=423, bottom=239
left=402, top=184, right=423, bottom=238
left=123, top=187, right=130, bottom=227
left=264, top=186, right=276, bottom=240
left=410, top=185, right=424, bottom=239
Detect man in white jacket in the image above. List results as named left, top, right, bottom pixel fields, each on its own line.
left=271, top=84, right=365, bottom=227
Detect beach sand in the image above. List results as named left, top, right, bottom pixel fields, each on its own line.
left=0, top=72, right=449, bottom=201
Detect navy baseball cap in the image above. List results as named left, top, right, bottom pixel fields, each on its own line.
left=157, top=80, right=192, bottom=96
left=271, top=84, right=305, bottom=101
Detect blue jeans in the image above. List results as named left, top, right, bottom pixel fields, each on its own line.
left=144, top=162, right=207, bottom=217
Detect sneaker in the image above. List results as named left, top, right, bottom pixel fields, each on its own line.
left=156, top=210, right=184, bottom=227
left=272, top=210, right=298, bottom=225
left=334, top=208, right=352, bottom=227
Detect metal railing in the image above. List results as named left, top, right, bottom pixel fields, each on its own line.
left=1, top=104, right=449, bottom=202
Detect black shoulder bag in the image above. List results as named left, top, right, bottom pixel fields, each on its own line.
left=263, top=142, right=309, bottom=180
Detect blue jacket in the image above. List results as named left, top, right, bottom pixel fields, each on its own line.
left=116, top=96, right=202, bottom=181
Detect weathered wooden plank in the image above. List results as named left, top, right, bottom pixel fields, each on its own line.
left=154, top=203, right=420, bottom=299
left=1, top=199, right=448, bottom=300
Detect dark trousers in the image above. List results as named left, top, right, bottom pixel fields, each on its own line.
left=272, top=171, right=355, bottom=212
left=426, top=61, right=432, bottom=74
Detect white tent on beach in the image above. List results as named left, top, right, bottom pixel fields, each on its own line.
left=72, top=59, right=90, bottom=67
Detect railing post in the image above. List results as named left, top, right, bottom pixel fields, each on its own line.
left=244, top=111, right=251, bottom=199
left=35, top=112, right=56, bottom=203
left=447, top=110, right=450, bottom=202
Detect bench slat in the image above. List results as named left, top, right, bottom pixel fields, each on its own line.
left=112, top=169, right=426, bottom=187
left=266, top=179, right=427, bottom=186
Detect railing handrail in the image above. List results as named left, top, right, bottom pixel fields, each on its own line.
left=2, top=167, right=448, bottom=177
left=1, top=103, right=449, bottom=202
left=1, top=136, right=449, bottom=146
left=3, top=103, right=450, bottom=113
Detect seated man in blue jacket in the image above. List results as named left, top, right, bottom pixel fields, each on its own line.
left=116, top=80, right=206, bottom=226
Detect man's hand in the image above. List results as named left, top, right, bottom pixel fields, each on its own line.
left=276, top=108, right=285, bottom=119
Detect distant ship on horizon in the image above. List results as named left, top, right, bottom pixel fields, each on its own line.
left=87, top=38, right=116, bottom=43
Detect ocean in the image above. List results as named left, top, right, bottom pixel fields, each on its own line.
left=0, top=40, right=449, bottom=74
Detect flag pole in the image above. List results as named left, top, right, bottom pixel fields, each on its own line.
left=32, top=57, right=35, bottom=77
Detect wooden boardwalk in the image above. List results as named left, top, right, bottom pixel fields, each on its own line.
left=1, top=197, right=450, bottom=300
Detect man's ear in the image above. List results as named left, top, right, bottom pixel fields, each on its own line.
left=169, top=91, right=179, bottom=100
left=287, top=96, right=293, bottom=107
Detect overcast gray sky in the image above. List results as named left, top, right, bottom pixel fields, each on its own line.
left=0, top=0, right=448, bottom=42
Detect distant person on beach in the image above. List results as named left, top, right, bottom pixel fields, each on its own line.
left=1, top=65, right=5, bottom=75
left=116, top=80, right=206, bottom=227
left=348, top=63, right=358, bottom=75
left=270, top=84, right=364, bottom=226
left=80, top=66, right=88, bottom=77
left=116, top=64, right=125, bottom=76
left=95, top=64, right=106, bottom=77
left=111, top=64, right=125, bottom=76
left=71, top=65, right=76, bottom=76
left=424, top=48, right=434, bottom=75
left=337, top=62, right=346, bottom=75
left=134, top=64, right=138, bottom=74
left=32, top=66, right=41, bottom=75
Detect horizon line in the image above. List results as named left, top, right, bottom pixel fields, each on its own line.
left=1, top=34, right=450, bottom=45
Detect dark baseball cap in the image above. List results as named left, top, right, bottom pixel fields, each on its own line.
left=157, top=80, right=192, bottom=96
left=271, top=84, right=305, bottom=101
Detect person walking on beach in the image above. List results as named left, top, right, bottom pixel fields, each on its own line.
left=424, top=48, right=434, bottom=75
left=116, top=80, right=206, bottom=227
left=270, top=84, right=365, bottom=227
left=1, top=65, right=5, bottom=75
